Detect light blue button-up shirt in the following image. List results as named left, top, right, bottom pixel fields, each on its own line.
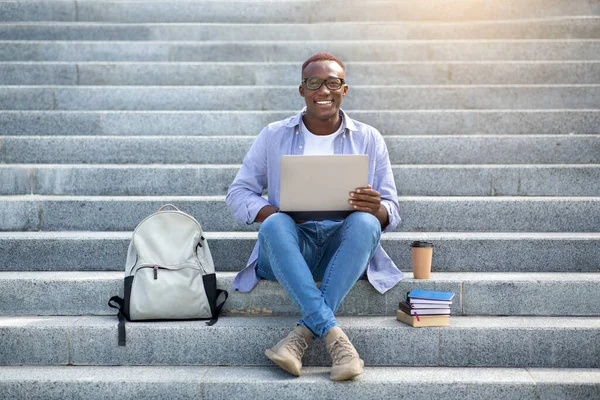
left=225, top=108, right=404, bottom=294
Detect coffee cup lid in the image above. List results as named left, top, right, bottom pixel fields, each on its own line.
left=411, top=241, right=433, bottom=248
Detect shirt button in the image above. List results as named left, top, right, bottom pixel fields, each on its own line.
left=299, top=145, right=303, bottom=149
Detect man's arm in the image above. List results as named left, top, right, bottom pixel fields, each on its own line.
left=225, top=128, right=271, bottom=225
left=349, top=129, right=400, bottom=232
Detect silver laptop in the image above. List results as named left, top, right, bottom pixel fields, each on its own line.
left=279, top=155, right=369, bottom=220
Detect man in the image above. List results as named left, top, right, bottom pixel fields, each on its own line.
left=226, top=52, right=403, bottom=381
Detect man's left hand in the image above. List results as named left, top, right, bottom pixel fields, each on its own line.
left=349, top=185, right=380, bottom=214
left=349, top=185, right=390, bottom=229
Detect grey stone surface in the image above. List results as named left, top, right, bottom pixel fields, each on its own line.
left=439, top=317, right=600, bottom=368
left=528, top=368, right=600, bottom=400
left=0, top=198, right=39, bottom=231
left=0, top=0, right=594, bottom=23
left=0, top=366, right=599, bottom=400
left=397, top=196, right=600, bottom=232
left=0, top=366, right=206, bottom=400
left=2, top=271, right=599, bottom=317
left=2, top=315, right=599, bottom=367
left=67, top=316, right=438, bottom=366
left=2, top=231, right=599, bottom=273
left=2, top=110, right=599, bottom=136
left=2, top=164, right=599, bottom=196
left=2, top=40, right=600, bottom=62
left=2, top=196, right=600, bottom=232
left=0, top=1, right=75, bottom=22
left=0, top=316, right=73, bottom=365
left=201, top=366, right=538, bottom=400
left=31, top=165, right=239, bottom=196
left=2, top=18, right=600, bottom=41
left=1, top=85, right=599, bottom=111
left=2, top=135, right=599, bottom=164
left=3, top=61, right=600, bottom=85
left=461, top=273, right=600, bottom=316
left=0, top=63, right=77, bottom=85
left=0, top=271, right=122, bottom=315
left=0, top=86, right=54, bottom=110
left=0, top=166, right=31, bottom=195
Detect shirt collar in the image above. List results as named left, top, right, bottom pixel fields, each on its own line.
left=285, top=107, right=359, bottom=133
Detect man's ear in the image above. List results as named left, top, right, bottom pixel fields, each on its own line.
left=342, top=85, right=348, bottom=97
left=299, top=85, right=305, bottom=97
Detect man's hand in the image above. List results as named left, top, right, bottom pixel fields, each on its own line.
left=349, top=185, right=389, bottom=229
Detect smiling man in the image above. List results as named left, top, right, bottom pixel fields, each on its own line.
left=226, top=53, right=403, bottom=381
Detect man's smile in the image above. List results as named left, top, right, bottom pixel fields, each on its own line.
left=315, top=100, right=333, bottom=105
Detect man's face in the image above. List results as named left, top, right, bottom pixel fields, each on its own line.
left=299, top=60, right=348, bottom=123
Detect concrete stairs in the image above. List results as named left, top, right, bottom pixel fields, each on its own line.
left=1, top=0, right=599, bottom=398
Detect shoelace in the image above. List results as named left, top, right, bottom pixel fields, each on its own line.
left=328, top=336, right=358, bottom=365
left=285, top=334, right=308, bottom=359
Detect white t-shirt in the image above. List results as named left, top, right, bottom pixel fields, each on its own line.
left=300, top=118, right=345, bottom=155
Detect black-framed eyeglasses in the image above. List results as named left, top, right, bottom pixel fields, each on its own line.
left=302, top=76, right=345, bottom=91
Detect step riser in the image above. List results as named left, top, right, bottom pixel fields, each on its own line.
left=2, top=136, right=598, bottom=164
left=2, top=234, right=599, bottom=273
left=4, top=166, right=599, bottom=196
left=1, top=20, right=599, bottom=40
left=1, top=316, right=598, bottom=367
left=2, top=0, right=598, bottom=23
left=3, top=86, right=599, bottom=111
left=2, top=41, right=599, bottom=62
left=2, top=62, right=600, bottom=85
left=2, top=111, right=598, bottom=135
left=2, top=198, right=599, bottom=232
left=1, top=366, right=599, bottom=400
left=2, top=273, right=599, bottom=317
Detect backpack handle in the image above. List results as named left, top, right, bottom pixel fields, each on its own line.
left=158, top=204, right=180, bottom=212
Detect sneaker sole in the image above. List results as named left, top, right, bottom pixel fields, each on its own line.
left=330, top=359, right=365, bottom=381
left=264, top=349, right=301, bottom=377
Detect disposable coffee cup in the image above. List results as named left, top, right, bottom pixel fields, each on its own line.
left=410, top=241, right=434, bottom=279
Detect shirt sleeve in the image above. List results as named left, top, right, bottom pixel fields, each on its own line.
left=372, top=129, right=401, bottom=232
left=225, top=127, right=271, bottom=225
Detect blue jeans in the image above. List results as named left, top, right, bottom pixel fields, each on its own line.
left=256, top=211, right=381, bottom=338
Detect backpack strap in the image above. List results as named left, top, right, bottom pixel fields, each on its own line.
left=206, top=289, right=228, bottom=326
left=108, top=296, right=127, bottom=346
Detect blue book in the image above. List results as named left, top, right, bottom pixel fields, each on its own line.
left=407, top=289, right=455, bottom=302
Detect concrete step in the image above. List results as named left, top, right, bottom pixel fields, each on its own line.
left=2, top=195, right=599, bottom=232
left=4, top=164, right=600, bottom=197
left=1, top=271, right=599, bottom=317
left=1, top=135, right=598, bottom=164
left=3, top=61, right=600, bottom=86
left=3, top=85, right=599, bottom=111
left=2, top=18, right=599, bottom=41
left=2, top=0, right=598, bottom=23
left=2, top=110, right=599, bottom=135
left=1, top=315, right=599, bottom=367
left=2, top=231, right=599, bottom=273
left=2, top=40, right=600, bottom=62
left=1, top=365, right=599, bottom=400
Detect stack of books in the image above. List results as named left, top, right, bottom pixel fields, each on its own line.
left=396, top=289, right=455, bottom=327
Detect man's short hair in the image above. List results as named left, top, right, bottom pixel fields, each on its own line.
left=301, top=52, right=345, bottom=75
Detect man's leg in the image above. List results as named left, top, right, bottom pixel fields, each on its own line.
left=256, top=212, right=337, bottom=376
left=257, top=212, right=338, bottom=338
left=317, top=211, right=381, bottom=313
left=315, top=211, right=382, bottom=381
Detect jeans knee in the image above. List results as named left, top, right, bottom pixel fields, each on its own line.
left=346, top=211, right=381, bottom=242
left=258, top=212, right=295, bottom=243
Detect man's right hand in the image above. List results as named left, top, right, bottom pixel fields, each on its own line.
left=254, top=205, right=279, bottom=223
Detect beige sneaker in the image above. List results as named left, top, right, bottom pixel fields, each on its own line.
left=326, top=335, right=364, bottom=381
left=264, top=329, right=308, bottom=376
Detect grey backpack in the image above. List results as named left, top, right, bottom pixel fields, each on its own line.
left=109, top=204, right=228, bottom=346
